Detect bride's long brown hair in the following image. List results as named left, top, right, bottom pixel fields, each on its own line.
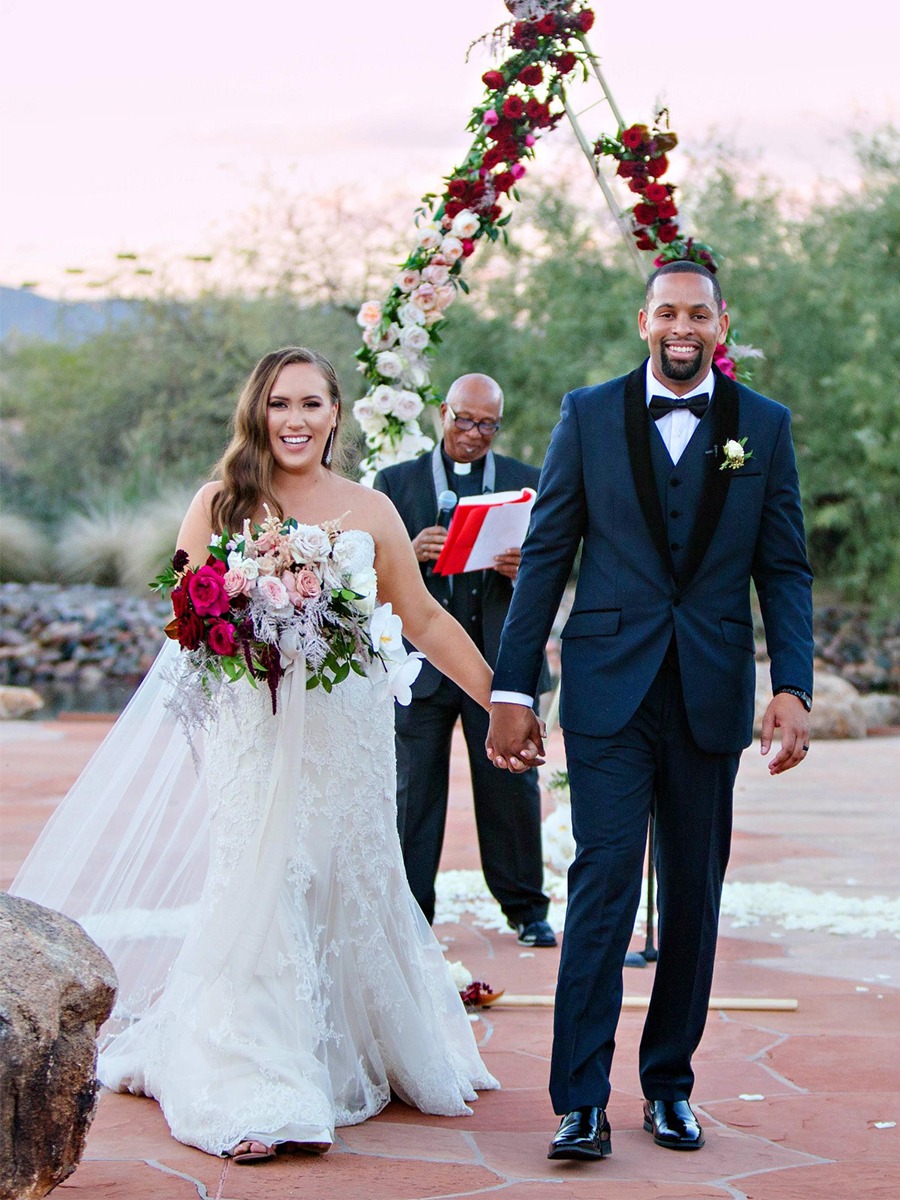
left=210, top=347, right=344, bottom=534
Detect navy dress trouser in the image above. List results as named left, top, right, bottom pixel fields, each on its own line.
left=550, top=659, right=740, bottom=1113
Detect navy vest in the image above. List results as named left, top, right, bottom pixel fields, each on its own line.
left=648, top=411, right=716, bottom=581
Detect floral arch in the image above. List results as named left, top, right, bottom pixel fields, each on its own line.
left=352, top=1, right=750, bottom=480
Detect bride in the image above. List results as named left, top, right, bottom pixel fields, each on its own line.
left=11, top=346, right=501, bottom=1163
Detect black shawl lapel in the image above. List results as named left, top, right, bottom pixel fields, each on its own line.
left=677, top=365, right=740, bottom=587
left=624, top=362, right=675, bottom=578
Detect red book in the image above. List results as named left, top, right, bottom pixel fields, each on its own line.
left=433, top=488, right=536, bottom=576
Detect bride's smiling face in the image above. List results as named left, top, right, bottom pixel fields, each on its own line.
left=266, top=362, right=336, bottom=472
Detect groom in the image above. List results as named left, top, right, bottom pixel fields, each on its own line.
left=487, top=261, right=814, bottom=1161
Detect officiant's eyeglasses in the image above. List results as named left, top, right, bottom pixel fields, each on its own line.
left=445, top=404, right=501, bottom=436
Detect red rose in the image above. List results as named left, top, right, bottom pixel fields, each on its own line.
left=171, top=580, right=190, bottom=617
left=621, top=125, right=646, bottom=151
left=204, top=555, right=227, bottom=575
left=443, top=199, right=464, bottom=219
left=461, top=238, right=476, bottom=257
left=482, top=146, right=504, bottom=170
left=657, top=223, right=679, bottom=243
left=616, top=160, right=635, bottom=179
left=482, top=70, right=505, bottom=90
left=644, top=182, right=669, bottom=203
left=470, top=179, right=487, bottom=199
left=647, top=155, right=668, bottom=177
left=633, top=203, right=658, bottom=226
left=188, top=565, right=230, bottom=617
left=485, top=204, right=503, bottom=223
left=493, top=171, right=516, bottom=193
left=502, top=96, right=525, bottom=120
left=555, top=51, right=578, bottom=74
left=177, top=611, right=205, bottom=651
left=628, top=178, right=646, bottom=194
left=578, top=9, right=595, bottom=31
left=207, top=619, right=236, bottom=657
left=447, top=178, right=468, bottom=198
left=518, top=64, right=543, bottom=86
left=498, top=139, right=520, bottom=160
left=635, top=235, right=656, bottom=251
left=656, top=199, right=678, bottom=220
left=525, top=98, right=551, bottom=126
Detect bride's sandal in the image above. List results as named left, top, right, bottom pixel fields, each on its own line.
left=227, top=1140, right=275, bottom=1164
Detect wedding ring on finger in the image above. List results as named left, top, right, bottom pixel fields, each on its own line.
left=802, top=744, right=810, bottom=752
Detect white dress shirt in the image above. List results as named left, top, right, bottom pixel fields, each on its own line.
left=490, top=365, right=715, bottom=708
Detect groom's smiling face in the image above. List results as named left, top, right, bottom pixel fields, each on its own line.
left=639, top=273, right=729, bottom=395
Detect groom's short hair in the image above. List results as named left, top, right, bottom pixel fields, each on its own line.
left=645, top=261, right=724, bottom=312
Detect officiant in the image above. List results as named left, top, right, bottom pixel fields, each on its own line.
left=373, top=373, right=555, bottom=947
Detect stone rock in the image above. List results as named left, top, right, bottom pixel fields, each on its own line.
left=0, top=893, right=117, bottom=1200
left=754, top=665, right=868, bottom=740
left=857, top=691, right=900, bottom=731
left=0, top=686, right=44, bottom=720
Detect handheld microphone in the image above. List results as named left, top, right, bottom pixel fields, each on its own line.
left=436, top=489, right=458, bottom=529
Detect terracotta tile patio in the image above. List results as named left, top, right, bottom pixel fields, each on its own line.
left=2, top=719, right=898, bottom=1199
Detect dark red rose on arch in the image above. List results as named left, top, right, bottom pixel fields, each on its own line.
left=208, top=620, right=237, bottom=657
left=621, top=125, right=647, bottom=151
left=628, top=178, right=646, bottom=194
left=502, top=96, right=525, bottom=120
left=518, top=64, right=544, bottom=86
left=525, top=98, right=551, bottom=126
left=616, top=160, right=635, bottom=179
left=447, top=178, right=468, bottom=198
left=486, top=204, right=503, bottom=222
left=657, top=223, right=679, bottom=243
left=482, top=146, right=504, bottom=170
left=635, top=235, right=657, bottom=251
left=493, top=171, right=516, bottom=194
left=633, top=203, right=658, bottom=226
left=647, top=155, right=669, bottom=177
left=537, top=13, right=557, bottom=35
left=177, top=611, right=205, bottom=651
left=577, top=9, right=595, bottom=32
left=443, top=199, right=464, bottom=219
left=482, top=70, right=506, bottom=90
left=554, top=51, right=578, bottom=74
left=188, top=565, right=230, bottom=617
left=644, top=182, right=669, bottom=203
left=656, top=199, right=678, bottom=220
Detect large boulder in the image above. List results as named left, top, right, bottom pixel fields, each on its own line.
left=0, top=893, right=117, bottom=1200
left=754, top=664, right=868, bottom=740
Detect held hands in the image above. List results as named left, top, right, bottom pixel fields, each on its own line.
left=412, top=525, right=448, bottom=563
left=760, top=693, right=811, bottom=775
left=486, top=702, right=547, bottom=772
left=492, top=546, right=521, bottom=580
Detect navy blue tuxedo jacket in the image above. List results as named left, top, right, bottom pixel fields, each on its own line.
left=374, top=449, right=550, bottom=700
left=493, top=363, right=814, bottom=755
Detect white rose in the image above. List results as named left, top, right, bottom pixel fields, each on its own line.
left=433, top=284, right=456, bottom=310
left=392, top=390, right=424, bottom=420
left=350, top=566, right=378, bottom=616
left=397, top=301, right=428, bottom=327
left=416, top=223, right=443, bottom=250
left=425, top=308, right=446, bottom=327
left=375, top=350, right=403, bottom=379
left=439, top=236, right=464, bottom=262
left=395, top=268, right=421, bottom=292
left=288, top=524, right=332, bottom=564
left=399, top=324, right=430, bottom=353
left=356, top=300, right=382, bottom=328
left=396, top=422, right=434, bottom=457
left=352, top=398, right=387, bottom=437
left=370, top=384, right=400, bottom=414
left=255, top=575, right=291, bottom=611
left=399, top=355, right=429, bottom=389
left=450, top=209, right=480, bottom=238
left=410, top=282, right=438, bottom=312
left=362, top=321, right=400, bottom=350
left=724, top=439, right=745, bottom=464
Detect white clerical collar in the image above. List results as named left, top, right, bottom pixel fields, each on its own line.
left=645, top=360, right=715, bottom=405
left=452, top=460, right=472, bottom=475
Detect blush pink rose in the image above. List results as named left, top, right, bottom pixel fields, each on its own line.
left=295, top=569, right=321, bottom=599
left=223, top=568, right=252, bottom=598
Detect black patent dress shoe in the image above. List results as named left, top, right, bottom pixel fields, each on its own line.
left=547, top=1107, right=612, bottom=1160
left=643, top=1099, right=705, bottom=1150
left=514, top=919, right=558, bottom=947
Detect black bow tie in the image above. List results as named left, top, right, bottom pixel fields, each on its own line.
left=648, top=394, right=709, bottom=420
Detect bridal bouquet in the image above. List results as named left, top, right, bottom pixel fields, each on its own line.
left=151, top=511, right=421, bottom=734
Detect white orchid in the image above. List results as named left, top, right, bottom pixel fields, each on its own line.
left=385, top=652, right=424, bottom=706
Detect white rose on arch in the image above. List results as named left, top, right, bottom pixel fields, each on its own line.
left=369, top=385, right=401, bottom=415
left=422, top=263, right=451, bottom=286
left=352, top=397, right=388, bottom=437
left=392, top=390, right=424, bottom=420
left=439, top=236, right=464, bottom=262
left=410, top=283, right=438, bottom=311
left=356, top=300, right=382, bottom=328
left=399, top=324, right=430, bottom=353
left=398, top=355, right=429, bottom=390
left=417, top=223, right=443, bottom=250
left=362, top=322, right=400, bottom=351
left=450, top=210, right=480, bottom=238
left=375, top=351, right=404, bottom=379
left=395, top=268, right=421, bottom=292
left=397, top=301, right=428, bottom=327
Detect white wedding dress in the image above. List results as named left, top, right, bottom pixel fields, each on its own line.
left=11, top=530, right=497, bottom=1155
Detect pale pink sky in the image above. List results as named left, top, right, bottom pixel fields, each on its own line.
left=1, top=0, right=896, bottom=294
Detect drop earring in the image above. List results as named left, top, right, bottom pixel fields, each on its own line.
left=324, top=426, right=336, bottom=467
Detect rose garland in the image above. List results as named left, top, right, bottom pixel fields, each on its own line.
left=354, top=1, right=755, bottom=475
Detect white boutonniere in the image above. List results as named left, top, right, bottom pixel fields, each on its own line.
left=720, top=437, right=753, bottom=471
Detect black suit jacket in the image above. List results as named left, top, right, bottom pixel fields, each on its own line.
left=374, top=449, right=552, bottom=700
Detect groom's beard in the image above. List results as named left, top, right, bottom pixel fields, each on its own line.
left=660, top=343, right=703, bottom=381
